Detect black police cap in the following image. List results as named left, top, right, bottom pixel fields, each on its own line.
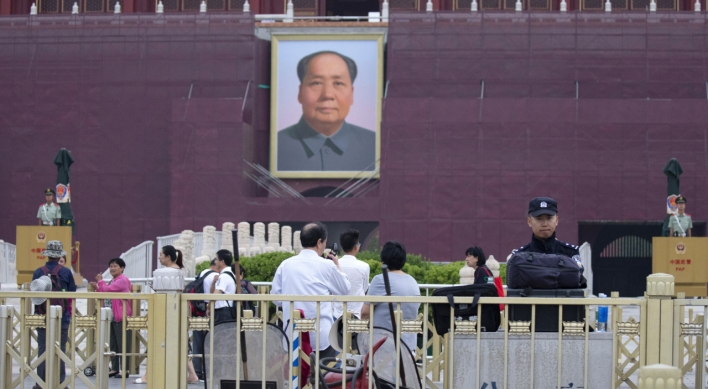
left=676, top=195, right=687, bottom=204
left=44, top=188, right=55, bottom=196
left=528, top=197, right=557, bottom=217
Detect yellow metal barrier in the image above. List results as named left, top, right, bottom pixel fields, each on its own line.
left=0, top=291, right=153, bottom=389
left=180, top=292, right=650, bottom=389
left=1, top=273, right=707, bottom=388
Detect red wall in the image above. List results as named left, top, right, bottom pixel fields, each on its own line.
left=379, top=97, right=708, bottom=260
left=0, top=14, right=255, bottom=277
left=1, top=12, right=708, bottom=279
left=378, top=12, right=708, bottom=261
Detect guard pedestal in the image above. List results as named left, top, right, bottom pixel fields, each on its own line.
left=652, top=237, right=708, bottom=297
left=15, top=226, right=72, bottom=284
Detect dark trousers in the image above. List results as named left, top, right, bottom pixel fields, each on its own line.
left=37, top=323, right=69, bottom=384
left=110, top=321, right=132, bottom=373
left=192, top=330, right=207, bottom=379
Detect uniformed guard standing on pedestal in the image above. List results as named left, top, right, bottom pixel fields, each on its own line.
left=669, top=195, right=693, bottom=237
left=37, top=188, right=61, bottom=226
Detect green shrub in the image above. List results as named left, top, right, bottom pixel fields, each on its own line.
left=240, top=252, right=293, bottom=282
left=195, top=260, right=211, bottom=275
left=194, top=251, right=507, bottom=286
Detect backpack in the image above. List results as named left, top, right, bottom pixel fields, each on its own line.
left=35, top=265, right=68, bottom=315
left=431, top=283, right=501, bottom=336
left=184, top=270, right=215, bottom=317
left=506, top=252, right=586, bottom=290
left=221, top=272, right=256, bottom=317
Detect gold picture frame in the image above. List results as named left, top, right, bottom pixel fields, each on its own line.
left=270, top=34, right=384, bottom=179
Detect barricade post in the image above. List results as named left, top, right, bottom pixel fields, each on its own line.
left=97, top=307, right=113, bottom=389
left=0, top=305, right=13, bottom=387
left=643, top=273, right=676, bottom=365
left=19, top=294, right=31, bottom=385
left=85, top=282, right=97, bottom=376
left=130, top=284, right=143, bottom=374
left=637, top=364, right=682, bottom=388
left=151, top=267, right=184, bottom=388
left=46, top=305, right=62, bottom=389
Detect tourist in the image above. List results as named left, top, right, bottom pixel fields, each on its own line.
left=465, top=246, right=493, bottom=285
left=91, top=258, right=132, bottom=379
left=361, top=241, right=420, bottom=351
left=31, top=240, right=76, bottom=389
left=333, top=229, right=370, bottom=319
left=271, top=222, right=351, bottom=358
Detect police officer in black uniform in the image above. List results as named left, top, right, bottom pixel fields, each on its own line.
left=512, top=197, right=586, bottom=287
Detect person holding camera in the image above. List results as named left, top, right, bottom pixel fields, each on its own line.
left=271, top=222, right=350, bottom=359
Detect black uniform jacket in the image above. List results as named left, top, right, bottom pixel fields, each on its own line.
left=511, top=232, right=586, bottom=288
left=512, top=232, right=580, bottom=257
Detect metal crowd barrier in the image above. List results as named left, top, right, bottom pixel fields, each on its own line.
left=0, top=273, right=704, bottom=389
left=0, top=240, right=17, bottom=284
left=101, top=241, right=154, bottom=280
left=0, top=290, right=152, bottom=389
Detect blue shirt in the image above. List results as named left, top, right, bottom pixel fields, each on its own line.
left=33, top=261, right=77, bottom=324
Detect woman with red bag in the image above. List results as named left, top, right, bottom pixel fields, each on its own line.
left=465, top=247, right=505, bottom=310
left=465, top=246, right=493, bottom=285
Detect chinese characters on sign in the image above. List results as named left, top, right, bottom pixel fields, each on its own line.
left=30, top=247, right=46, bottom=260
left=669, top=259, right=691, bottom=265
left=669, top=258, right=692, bottom=272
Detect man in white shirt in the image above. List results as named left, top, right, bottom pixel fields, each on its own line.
left=333, top=229, right=370, bottom=319
left=200, top=259, right=219, bottom=297
left=194, top=259, right=218, bottom=380
left=271, top=222, right=351, bottom=358
left=210, top=250, right=237, bottom=325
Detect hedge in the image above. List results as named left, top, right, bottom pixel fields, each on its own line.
left=195, top=251, right=507, bottom=285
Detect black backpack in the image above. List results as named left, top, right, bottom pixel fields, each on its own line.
left=431, top=283, right=501, bottom=336
left=220, top=272, right=256, bottom=319
left=506, top=252, right=586, bottom=290
left=184, top=270, right=215, bottom=317
left=35, top=265, right=68, bottom=315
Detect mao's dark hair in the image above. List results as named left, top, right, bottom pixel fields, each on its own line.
left=297, top=51, right=358, bottom=83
